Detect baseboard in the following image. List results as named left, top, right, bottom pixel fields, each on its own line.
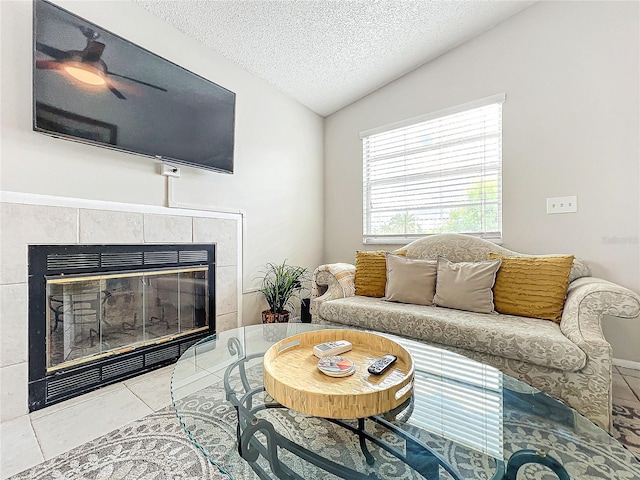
left=613, top=358, right=640, bottom=371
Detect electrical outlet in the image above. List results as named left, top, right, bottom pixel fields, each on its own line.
left=161, top=164, right=181, bottom=178
left=546, top=196, right=577, bottom=214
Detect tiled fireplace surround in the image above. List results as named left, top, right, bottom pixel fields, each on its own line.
left=0, top=193, right=242, bottom=423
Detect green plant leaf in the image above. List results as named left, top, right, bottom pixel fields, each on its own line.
left=258, top=260, right=310, bottom=314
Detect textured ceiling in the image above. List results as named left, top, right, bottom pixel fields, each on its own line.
left=134, top=0, right=535, bottom=117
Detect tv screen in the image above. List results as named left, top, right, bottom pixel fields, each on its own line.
left=33, top=0, right=235, bottom=174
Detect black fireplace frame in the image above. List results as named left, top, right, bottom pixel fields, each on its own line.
left=28, top=243, right=216, bottom=412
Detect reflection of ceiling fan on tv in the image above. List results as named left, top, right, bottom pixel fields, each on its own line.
left=36, top=26, right=167, bottom=99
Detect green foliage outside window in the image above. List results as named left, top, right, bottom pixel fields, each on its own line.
left=375, top=180, right=499, bottom=235
left=440, top=180, right=499, bottom=233
left=375, top=212, right=421, bottom=234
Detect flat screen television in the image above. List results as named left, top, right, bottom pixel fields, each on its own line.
left=33, top=0, right=235, bottom=174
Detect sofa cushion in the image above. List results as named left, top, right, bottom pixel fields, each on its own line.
left=384, top=254, right=436, bottom=305
left=354, top=250, right=387, bottom=297
left=317, top=296, right=587, bottom=372
left=489, top=254, right=574, bottom=323
left=433, top=257, right=501, bottom=313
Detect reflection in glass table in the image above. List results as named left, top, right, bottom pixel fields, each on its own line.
left=171, top=323, right=640, bottom=480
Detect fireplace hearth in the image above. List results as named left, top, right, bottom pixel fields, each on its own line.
left=28, top=244, right=215, bottom=411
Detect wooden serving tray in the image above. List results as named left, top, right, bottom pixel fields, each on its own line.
left=263, top=329, right=414, bottom=419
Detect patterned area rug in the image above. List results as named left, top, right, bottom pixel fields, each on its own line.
left=10, top=391, right=640, bottom=480
left=613, top=403, right=640, bottom=459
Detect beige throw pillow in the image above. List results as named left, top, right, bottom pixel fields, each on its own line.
left=433, top=257, right=502, bottom=314
left=384, top=254, right=437, bottom=305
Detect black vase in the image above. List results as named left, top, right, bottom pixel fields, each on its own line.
left=301, top=298, right=311, bottom=323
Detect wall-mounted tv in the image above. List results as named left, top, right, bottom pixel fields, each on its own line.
left=33, top=0, right=235, bottom=174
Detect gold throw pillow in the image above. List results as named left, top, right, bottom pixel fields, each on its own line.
left=489, top=253, right=574, bottom=323
left=355, top=250, right=388, bottom=297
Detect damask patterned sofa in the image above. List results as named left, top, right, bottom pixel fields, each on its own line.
left=310, top=234, right=640, bottom=432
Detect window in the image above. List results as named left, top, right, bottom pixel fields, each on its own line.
left=361, top=94, right=505, bottom=244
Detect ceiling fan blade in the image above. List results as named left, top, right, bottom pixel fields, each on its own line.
left=107, top=83, right=126, bottom=100
left=36, top=42, right=67, bottom=61
left=36, top=60, right=62, bottom=70
left=83, top=40, right=105, bottom=62
left=109, top=72, right=168, bottom=92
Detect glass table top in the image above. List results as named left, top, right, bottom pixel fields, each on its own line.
left=171, top=323, right=640, bottom=480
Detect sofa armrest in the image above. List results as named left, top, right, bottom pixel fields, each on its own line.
left=310, top=263, right=356, bottom=317
left=561, top=277, right=640, bottom=353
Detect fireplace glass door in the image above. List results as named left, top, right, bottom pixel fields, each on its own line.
left=46, top=267, right=209, bottom=370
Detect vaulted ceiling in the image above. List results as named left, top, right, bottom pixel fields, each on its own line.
left=134, top=1, right=536, bottom=116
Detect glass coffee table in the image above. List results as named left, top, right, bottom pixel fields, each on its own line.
left=171, top=323, right=640, bottom=479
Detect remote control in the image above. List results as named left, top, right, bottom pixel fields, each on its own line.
left=313, top=340, right=352, bottom=358
left=367, top=354, right=397, bottom=375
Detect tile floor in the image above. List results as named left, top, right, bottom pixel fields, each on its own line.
left=1, top=364, right=173, bottom=479
left=1, top=364, right=639, bottom=479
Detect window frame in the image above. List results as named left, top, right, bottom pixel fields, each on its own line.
left=360, top=93, right=505, bottom=245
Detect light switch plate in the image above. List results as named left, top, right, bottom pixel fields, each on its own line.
left=547, top=196, right=577, bottom=214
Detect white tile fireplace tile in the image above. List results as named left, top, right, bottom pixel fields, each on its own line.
left=143, top=214, right=193, bottom=243
left=0, top=283, right=28, bottom=368
left=0, top=414, right=44, bottom=479
left=0, top=362, right=29, bottom=422
left=124, top=365, right=173, bottom=411
left=217, top=312, right=238, bottom=332
left=79, top=209, right=144, bottom=244
left=216, top=266, right=238, bottom=316
left=0, top=203, right=78, bottom=285
left=193, top=217, right=238, bottom=267
left=31, top=387, right=153, bottom=460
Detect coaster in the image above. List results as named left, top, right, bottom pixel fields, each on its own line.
left=317, top=355, right=356, bottom=377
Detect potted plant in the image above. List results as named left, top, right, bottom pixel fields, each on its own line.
left=259, top=260, right=309, bottom=323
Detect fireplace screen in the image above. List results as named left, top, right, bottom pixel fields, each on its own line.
left=28, top=243, right=215, bottom=412
left=46, top=267, right=209, bottom=371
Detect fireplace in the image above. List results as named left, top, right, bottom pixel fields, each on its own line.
left=28, top=244, right=215, bottom=412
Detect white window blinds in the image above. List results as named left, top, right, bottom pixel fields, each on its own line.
left=361, top=94, right=505, bottom=244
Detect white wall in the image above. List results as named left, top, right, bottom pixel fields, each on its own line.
left=0, top=0, right=325, bottom=324
left=324, top=1, right=640, bottom=362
